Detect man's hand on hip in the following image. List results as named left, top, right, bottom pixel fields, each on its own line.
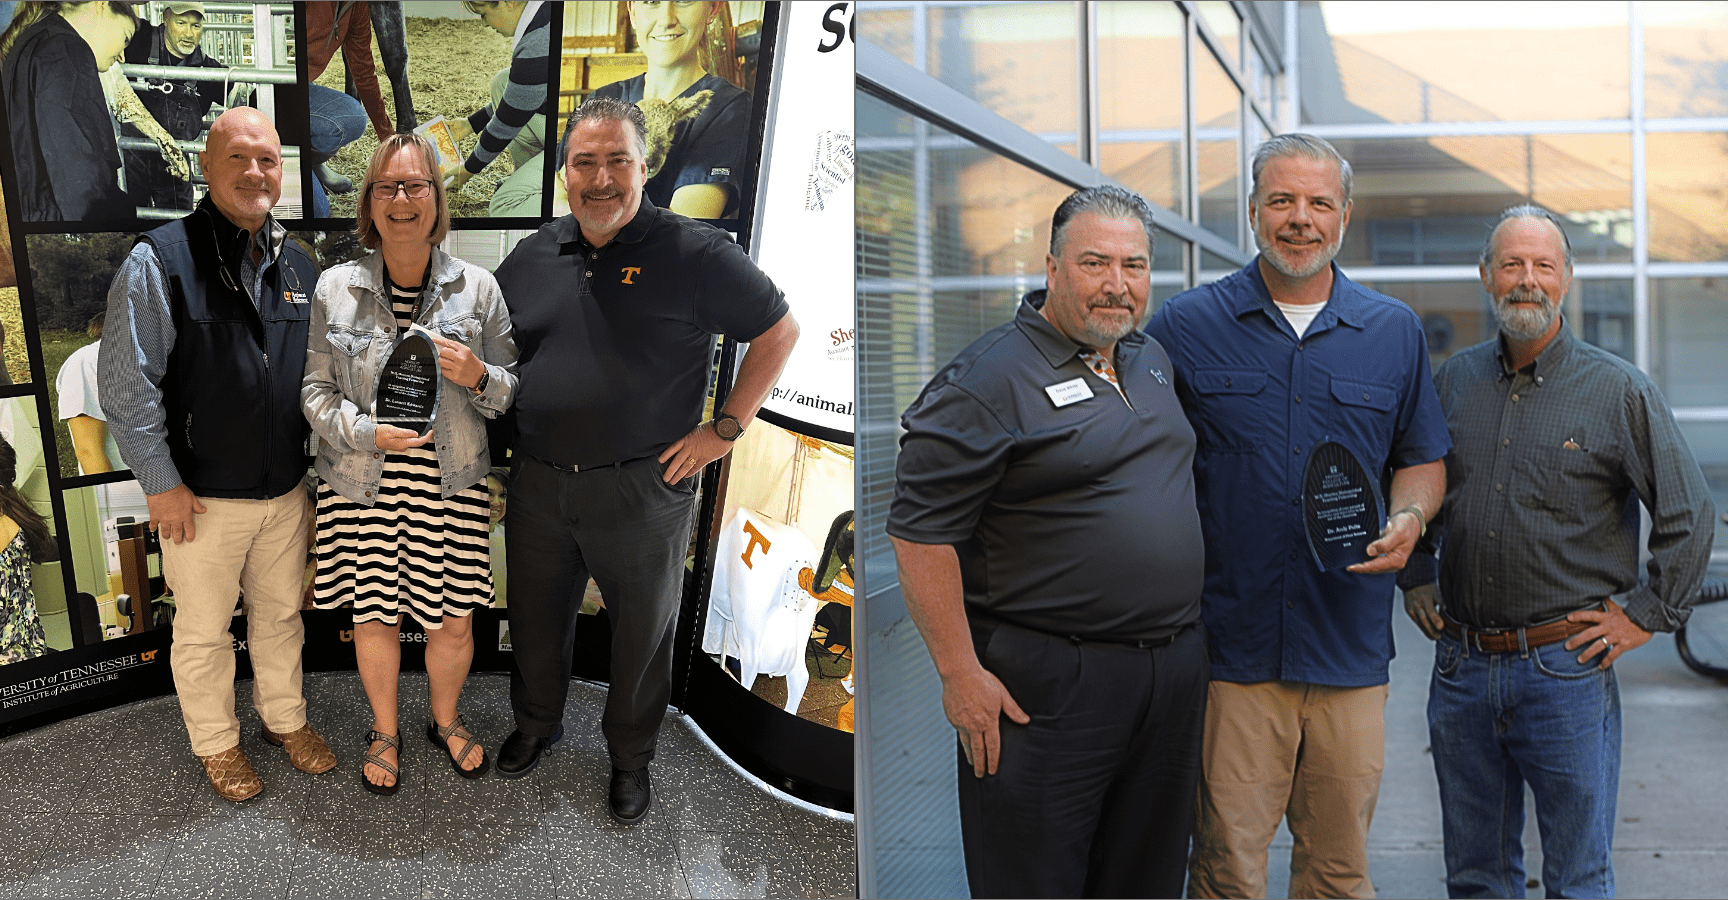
left=1403, top=583, right=1445, bottom=640
left=1566, top=598, right=1652, bottom=669
left=657, top=421, right=731, bottom=484
left=147, top=484, right=206, bottom=545
left=942, top=664, right=1030, bottom=778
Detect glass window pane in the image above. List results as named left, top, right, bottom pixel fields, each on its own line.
left=1645, top=2, right=1728, bottom=118
left=1647, top=133, right=1728, bottom=262
left=1196, top=51, right=1242, bottom=244
left=1200, top=248, right=1240, bottom=284
left=1653, top=278, right=1728, bottom=407
left=927, top=2, right=1080, bottom=156
left=1098, top=1, right=1185, bottom=213
left=1676, top=422, right=1728, bottom=560
left=1196, top=0, right=1240, bottom=70
left=1152, top=228, right=1188, bottom=310
left=862, top=6, right=917, bottom=68
left=1298, top=2, right=1629, bottom=124
left=1326, top=135, right=1632, bottom=268
left=1356, top=278, right=1631, bottom=370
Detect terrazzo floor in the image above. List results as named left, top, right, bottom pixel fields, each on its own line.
left=0, top=673, right=856, bottom=899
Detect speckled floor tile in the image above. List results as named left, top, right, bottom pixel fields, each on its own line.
left=9, top=815, right=192, bottom=898
left=151, top=818, right=297, bottom=899
left=284, top=818, right=429, bottom=899
left=676, top=830, right=855, bottom=899
left=419, top=822, right=554, bottom=898
left=651, top=752, right=789, bottom=835
left=0, top=673, right=851, bottom=899
left=545, top=823, right=691, bottom=899
left=535, top=745, right=645, bottom=832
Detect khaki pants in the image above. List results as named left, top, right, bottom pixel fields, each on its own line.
left=1190, top=680, right=1389, bottom=899
left=162, top=492, right=310, bottom=756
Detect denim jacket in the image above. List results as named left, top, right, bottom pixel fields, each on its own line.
left=302, top=247, right=518, bottom=504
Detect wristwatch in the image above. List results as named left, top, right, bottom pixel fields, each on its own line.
left=470, top=370, right=490, bottom=396
left=713, top=413, right=745, bottom=442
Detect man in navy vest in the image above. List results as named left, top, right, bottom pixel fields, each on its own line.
left=100, top=107, right=333, bottom=803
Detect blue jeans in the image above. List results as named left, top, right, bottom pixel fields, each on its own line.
left=1428, top=631, right=1621, bottom=899
left=307, top=84, right=367, bottom=217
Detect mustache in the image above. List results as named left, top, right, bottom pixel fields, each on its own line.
left=1499, top=286, right=1554, bottom=306
left=582, top=188, right=622, bottom=201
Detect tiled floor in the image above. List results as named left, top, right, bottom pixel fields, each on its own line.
left=0, top=673, right=856, bottom=899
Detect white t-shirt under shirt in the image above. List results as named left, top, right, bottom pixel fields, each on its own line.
left=1274, top=299, right=1328, bottom=339
left=55, top=340, right=125, bottom=474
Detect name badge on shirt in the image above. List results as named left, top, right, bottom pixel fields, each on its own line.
left=283, top=289, right=309, bottom=304
left=1044, top=377, right=1094, bottom=408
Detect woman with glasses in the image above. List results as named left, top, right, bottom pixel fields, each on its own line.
left=302, top=133, right=518, bottom=794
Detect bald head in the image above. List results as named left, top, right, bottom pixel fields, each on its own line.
left=201, top=108, right=283, bottom=232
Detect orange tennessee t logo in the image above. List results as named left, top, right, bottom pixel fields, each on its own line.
left=622, top=266, right=642, bottom=284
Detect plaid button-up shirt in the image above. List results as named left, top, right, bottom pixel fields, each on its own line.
left=1401, top=321, right=1715, bottom=632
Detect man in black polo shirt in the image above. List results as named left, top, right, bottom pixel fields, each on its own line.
left=492, top=96, right=798, bottom=825
left=889, top=186, right=1208, bottom=899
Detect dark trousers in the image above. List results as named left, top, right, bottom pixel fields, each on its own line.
left=504, top=455, right=697, bottom=771
left=958, top=617, right=1209, bottom=899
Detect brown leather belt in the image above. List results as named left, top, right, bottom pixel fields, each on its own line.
left=1441, top=614, right=1590, bottom=653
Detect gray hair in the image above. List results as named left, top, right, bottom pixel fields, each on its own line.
left=1251, top=133, right=1353, bottom=205
left=559, top=95, right=648, bottom=166
left=1049, top=185, right=1157, bottom=258
left=1480, top=204, right=1574, bottom=271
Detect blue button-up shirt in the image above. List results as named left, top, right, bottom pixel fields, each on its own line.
left=1146, top=259, right=1451, bottom=686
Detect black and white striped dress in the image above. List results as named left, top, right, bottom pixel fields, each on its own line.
left=311, top=279, right=495, bottom=628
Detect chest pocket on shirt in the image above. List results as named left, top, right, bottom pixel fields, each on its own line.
left=1328, top=376, right=1398, bottom=450
left=434, top=313, right=480, bottom=344
left=326, top=326, right=379, bottom=396
left=1516, top=443, right=1611, bottom=525
left=1191, top=367, right=1268, bottom=453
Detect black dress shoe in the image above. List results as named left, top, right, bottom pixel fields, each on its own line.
left=609, top=766, right=651, bottom=824
left=495, top=723, right=563, bottom=779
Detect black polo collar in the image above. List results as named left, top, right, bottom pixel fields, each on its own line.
left=1017, top=289, right=1147, bottom=369
left=552, top=195, right=659, bottom=249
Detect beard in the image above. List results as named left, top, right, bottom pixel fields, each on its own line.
left=1253, top=217, right=1343, bottom=280
left=1492, top=285, right=1559, bottom=340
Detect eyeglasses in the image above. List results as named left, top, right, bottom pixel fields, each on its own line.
left=368, top=179, right=433, bottom=201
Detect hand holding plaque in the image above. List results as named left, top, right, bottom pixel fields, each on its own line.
left=1302, top=442, right=1385, bottom=570
left=372, top=324, right=441, bottom=437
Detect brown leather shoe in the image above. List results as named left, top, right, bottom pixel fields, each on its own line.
left=197, top=746, right=264, bottom=802
left=261, top=723, right=337, bottom=775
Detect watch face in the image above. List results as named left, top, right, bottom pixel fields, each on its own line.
left=716, top=416, right=743, bottom=440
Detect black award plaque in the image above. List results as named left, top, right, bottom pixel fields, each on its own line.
left=372, top=325, right=440, bottom=436
left=1302, top=441, right=1385, bottom=570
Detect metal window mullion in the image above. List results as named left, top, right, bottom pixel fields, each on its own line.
left=1305, top=119, right=1634, bottom=139
left=1630, top=0, right=1651, bottom=375
left=1184, top=5, right=1202, bottom=284
left=1238, top=78, right=1249, bottom=252
left=1283, top=0, right=1299, bottom=131
left=1182, top=0, right=1255, bottom=105
left=1080, top=1, right=1100, bottom=166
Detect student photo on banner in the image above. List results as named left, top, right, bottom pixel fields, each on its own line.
left=25, top=232, right=137, bottom=480
left=1, top=1, right=303, bottom=225
left=0, top=174, right=26, bottom=385
left=560, top=1, right=765, bottom=222
left=314, top=1, right=552, bottom=220
left=702, top=418, right=854, bottom=732
left=0, top=396, right=62, bottom=663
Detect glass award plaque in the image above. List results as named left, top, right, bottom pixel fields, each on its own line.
left=1302, top=441, right=1385, bottom=570
left=372, top=324, right=440, bottom=436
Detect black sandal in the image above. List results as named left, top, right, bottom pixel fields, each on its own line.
left=427, top=714, right=490, bottom=779
left=362, top=730, right=402, bottom=796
